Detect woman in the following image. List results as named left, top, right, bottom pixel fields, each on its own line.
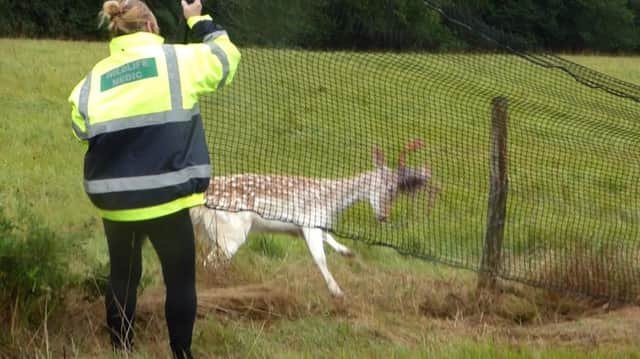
left=67, top=0, right=240, bottom=357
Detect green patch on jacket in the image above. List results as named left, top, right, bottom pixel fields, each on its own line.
left=100, top=58, right=158, bottom=92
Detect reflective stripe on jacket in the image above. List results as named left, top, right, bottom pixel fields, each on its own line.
left=68, top=16, right=241, bottom=221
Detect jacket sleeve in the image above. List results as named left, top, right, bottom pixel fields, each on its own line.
left=182, top=15, right=241, bottom=97
left=68, top=78, right=89, bottom=143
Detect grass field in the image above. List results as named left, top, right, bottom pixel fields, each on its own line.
left=203, top=47, right=640, bottom=297
left=1, top=38, right=640, bottom=358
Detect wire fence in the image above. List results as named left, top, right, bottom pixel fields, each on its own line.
left=200, top=0, right=640, bottom=301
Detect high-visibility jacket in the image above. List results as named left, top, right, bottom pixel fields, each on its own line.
left=68, top=15, right=241, bottom=222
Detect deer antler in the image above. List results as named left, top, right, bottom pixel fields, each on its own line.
left=398, top=138, right=425, bottom=168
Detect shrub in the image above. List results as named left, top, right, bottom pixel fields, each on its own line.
left=0, top=204, right=82, bottom=330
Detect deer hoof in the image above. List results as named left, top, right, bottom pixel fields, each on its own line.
left=329, top=285, right=344, bottom=298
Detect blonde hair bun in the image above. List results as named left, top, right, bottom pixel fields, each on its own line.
left=102, top=0, right=122, bottom=20
left=99, top=0, right=157, bottom=36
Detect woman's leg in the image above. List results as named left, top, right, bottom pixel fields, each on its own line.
left=102, top=219, right=144, bottom=351
left=145, top=209, right=197, bottom=358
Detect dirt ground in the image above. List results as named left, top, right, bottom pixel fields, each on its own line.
left=131, top=279, right=640, bottom=351
left=48, top=260, right=640, bottom=358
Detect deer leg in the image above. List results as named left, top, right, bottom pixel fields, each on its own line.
left=203, top=211, right=251, bottom=267
left=201, top=209, right=225, bottom=268
left=189, top=206, right=204, bottom=243
left=301, top=227, right=344, bottom=297
left=190, top=207, right=209, bottom=265
left=190, top=207, right=218, bottom=267
left=322, top=232, right=353, bottom=257
left=426, top=183, right=441, bottom=214
left=218, top=211, right=252, bottom=258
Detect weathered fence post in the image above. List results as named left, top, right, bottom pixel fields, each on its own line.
left=478, top=96, right=509, bottom=292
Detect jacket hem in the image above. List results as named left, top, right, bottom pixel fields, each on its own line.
left=98, top=192, right=206, bottom=222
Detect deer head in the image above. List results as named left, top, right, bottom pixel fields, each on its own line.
left=398, top=139, right=432, bottom=194
left=367, top=139, right=432, bottom=222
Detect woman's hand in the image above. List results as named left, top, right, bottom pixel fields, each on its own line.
left=182, top=0, right=202, bottom=19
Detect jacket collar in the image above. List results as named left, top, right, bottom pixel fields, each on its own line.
left=109, top=32, right=165, bottom=54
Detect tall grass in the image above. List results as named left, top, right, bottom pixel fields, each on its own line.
left=0, top=202, right=85, bottom=355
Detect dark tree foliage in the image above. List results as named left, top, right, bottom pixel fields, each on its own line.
left=0, top=0, right=105, bottom=39
left=144, top=0, right=185, bottom=42
left=1, top=0, right=639, bottom=52
left=311, top=0, right=462, bottom=50
left=474, top=0, right=639, bottom=52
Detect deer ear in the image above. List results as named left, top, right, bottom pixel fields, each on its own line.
left=372, top=145, right=385, bottom=167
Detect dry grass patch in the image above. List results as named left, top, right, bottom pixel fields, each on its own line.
left=532, top=245, right=640, bottom=302
left=419, top=279, right=614, bottom=326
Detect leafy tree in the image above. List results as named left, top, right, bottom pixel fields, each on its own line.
left=314, top=0, right=461, bottom=50
left=474, top=0, right=639, bottom=52
left=1, top=0, right=639, bottom=52
left=559, top=0, right=639, bottom=52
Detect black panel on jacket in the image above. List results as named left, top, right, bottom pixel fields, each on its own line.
left=83, top=114, right=211, bottom=210
left=84, top=114, right=210, bottom=180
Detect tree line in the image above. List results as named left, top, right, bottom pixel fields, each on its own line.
left=2, top=0, right=640, bottom=52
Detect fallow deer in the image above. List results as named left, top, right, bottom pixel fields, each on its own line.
left=190, top=140, right=433, bottom=297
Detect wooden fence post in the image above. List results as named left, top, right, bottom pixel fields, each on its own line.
left=478, top=96, right=509, bottom=292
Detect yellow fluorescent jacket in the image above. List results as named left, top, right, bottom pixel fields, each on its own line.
left=68, top=15, right=241, bottom=221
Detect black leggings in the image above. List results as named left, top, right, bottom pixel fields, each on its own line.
left=102, top=208, right=196, bottom=358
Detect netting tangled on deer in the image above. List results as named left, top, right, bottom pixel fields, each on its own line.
left=194, top=1, right=640, bottom=301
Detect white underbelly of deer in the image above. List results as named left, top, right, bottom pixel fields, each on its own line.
left=250, top=215, right=302, bottom=235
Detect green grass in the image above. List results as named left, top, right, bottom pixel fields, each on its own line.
left=2, top=38, right=640, bottom=357
left=0, top=39, right=102, bottom=232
